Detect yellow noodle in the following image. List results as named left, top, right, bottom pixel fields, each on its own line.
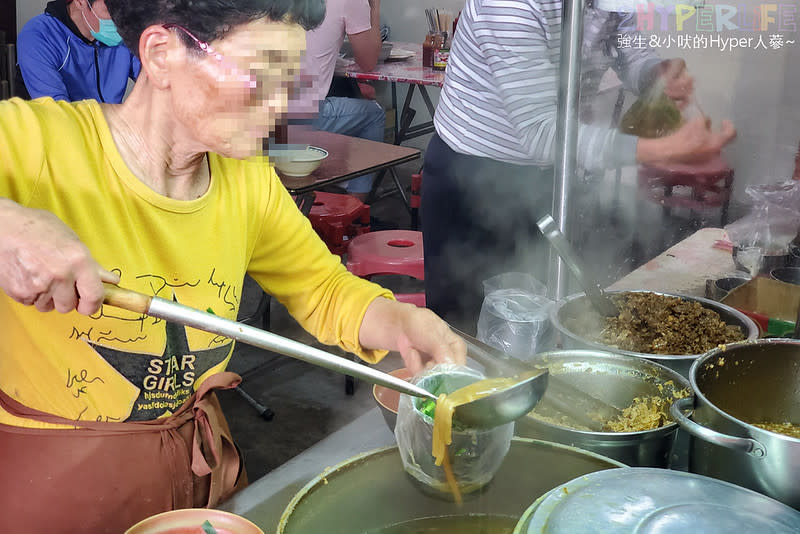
left=430, top=374, right=533, bottom=504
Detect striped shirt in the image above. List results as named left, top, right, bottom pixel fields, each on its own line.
left=435, top=0, right=661, bottom=171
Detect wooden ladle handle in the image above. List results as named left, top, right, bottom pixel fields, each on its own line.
left=102, top=283, right=153, bottom=315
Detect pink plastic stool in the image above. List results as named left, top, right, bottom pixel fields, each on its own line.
left=346, top=230, right=425, bottom=307
left=308, top=192, right=370, bottom=256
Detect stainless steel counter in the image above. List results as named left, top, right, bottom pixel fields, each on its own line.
left=219, top=408, right=394, bottom=532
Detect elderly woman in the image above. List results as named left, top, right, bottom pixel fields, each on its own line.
left=0, top=0, right=465, bottom=531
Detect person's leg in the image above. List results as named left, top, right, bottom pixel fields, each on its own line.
left=422, top=133, right=554, bottom=334
left=313, top=97, right=386, bottom=198
left=422, top=134, right=490, bottom=334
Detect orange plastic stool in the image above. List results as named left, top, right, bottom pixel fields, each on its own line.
left=346, top=230, right=425, bottom=307
left=308, top=192, right=370, bottom=256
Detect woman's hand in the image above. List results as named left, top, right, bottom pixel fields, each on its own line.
left=0, top=199, right=119, bottom=315
left=637, top=116, right=736, bottom=165
left=359, top=297, right=467, bottom=374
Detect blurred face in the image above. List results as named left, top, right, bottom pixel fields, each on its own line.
left=168, top=19, right=305, bottom=158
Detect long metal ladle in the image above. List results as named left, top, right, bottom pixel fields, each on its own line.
left=102, top=284, right=547, bottom=429
left=537, top=214, right=618, bottom=317
left=451, top=326, right=620, bottom=432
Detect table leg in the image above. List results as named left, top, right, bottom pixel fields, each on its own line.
left=390, top=167, right=410, bottom=209
left=392, top=82, right=399, bottom=144
left=418, top=85, right=436, bottom=118
left=395, top=84, right=418, bottom=145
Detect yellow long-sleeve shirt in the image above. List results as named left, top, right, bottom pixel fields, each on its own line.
left=0, top=97, right=391, bottom=428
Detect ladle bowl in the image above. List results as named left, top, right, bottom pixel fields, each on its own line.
left=102, top=284, right=547, bottom=429
left=537, top=214, right=618, bottom=317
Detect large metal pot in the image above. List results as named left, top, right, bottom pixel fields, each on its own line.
left=550, top=290, right=759, bottom=377
left=516, top=350, right=690, bottom=467
left=277, top=438, right=624, bottom=533
left=670, top=339, right=800, bottom=509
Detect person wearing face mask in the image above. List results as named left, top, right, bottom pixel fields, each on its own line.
left=17, top=0, right=140, bottom=102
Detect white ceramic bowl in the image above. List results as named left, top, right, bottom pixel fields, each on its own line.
left=271, top=146, right=328, bottom=177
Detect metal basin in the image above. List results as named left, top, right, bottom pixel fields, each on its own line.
left=277, top=438, right=624, bottom=533
left=515, top=350, right=690, bottom=467
left=670, top=339, right=800, bottom=509
left=550, top=290, right=759, bottom=377
left=771, top=266, right=800, bottom=286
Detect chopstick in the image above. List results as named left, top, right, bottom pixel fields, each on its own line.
left=425, top=7, right=453, bottom=35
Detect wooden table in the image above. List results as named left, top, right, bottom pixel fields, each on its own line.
left=336, top=42, right=445, bottom=146
left=609, top=228, right=736, bottom=297
left=279, top=127, right=421, bottom=198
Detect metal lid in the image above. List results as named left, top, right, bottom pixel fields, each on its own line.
left=524, top=468, right=800, bottom=534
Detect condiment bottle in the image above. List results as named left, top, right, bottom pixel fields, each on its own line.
left=422, top=33, right=435, bottom=68
left=432, top=33, right=447, bottom=71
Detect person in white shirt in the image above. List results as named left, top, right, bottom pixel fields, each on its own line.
left=422, top=0, right=737, bottom=332
left=291, top=0, right=385, bottom=201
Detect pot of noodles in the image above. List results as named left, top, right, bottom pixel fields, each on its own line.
left=515, top=350, right=691, bottom=467
left=550, top=290, right=759, bottom=377
left=670, top=339, right=800, bottom=509
left=276, top=438, right=624, bottom=534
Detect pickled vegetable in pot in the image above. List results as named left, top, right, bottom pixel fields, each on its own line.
left=565, top=292, right=746, bottom=355
left=752, top=422, right=800, bottom=439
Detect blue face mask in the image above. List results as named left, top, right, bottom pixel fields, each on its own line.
left=82, top=3, right=123, bottom=46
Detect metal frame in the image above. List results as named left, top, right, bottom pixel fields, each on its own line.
left=549, top=0, right=586, bottom=300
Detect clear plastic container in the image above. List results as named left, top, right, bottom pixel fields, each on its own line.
left=394, top=365, right=514, bottom=501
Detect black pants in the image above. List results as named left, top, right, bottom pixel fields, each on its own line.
left=421, top=133, right=554, bottom=334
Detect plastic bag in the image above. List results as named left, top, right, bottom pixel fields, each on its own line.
left=478, top=273, right=553, bottom=361
left=725, top=181, right=800, bottom=255
left=394, top=364, right=514, bottom=501
left=619, top=90, right=682, bottom=138
left=482, top=272, right=547, bottom=297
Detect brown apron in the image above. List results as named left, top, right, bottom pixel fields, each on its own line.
left=0, top=372, right=247, bottom=533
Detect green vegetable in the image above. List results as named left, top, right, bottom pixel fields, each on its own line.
left=202, top=520, right=219, bottom=534
left=206, top=307, right=216, bottom=315
left=420, top=399, right=437, bottom=418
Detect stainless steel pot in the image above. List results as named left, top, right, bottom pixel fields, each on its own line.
left=515, top=350, right=690, bottom=467
left=670, top=339, right=800, bottom=509
left=550, top=290, right=759, bottom=377
left=277, top=438, right=624, bottom=533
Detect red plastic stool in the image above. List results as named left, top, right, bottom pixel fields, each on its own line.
left=636, top=156, right=734, bottom=254
left=638, top=156, right=734, bottom=226
left=410, top=172, right=423, bottom=230
left=308, top=192, right=370, bottom=256
left=346, top=230, right=425, bottom=306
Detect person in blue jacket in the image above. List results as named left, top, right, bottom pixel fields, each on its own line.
left=17, top=0, right=140, bottom=103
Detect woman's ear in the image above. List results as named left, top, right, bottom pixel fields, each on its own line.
left=137, top=26, right=177, bottom=90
